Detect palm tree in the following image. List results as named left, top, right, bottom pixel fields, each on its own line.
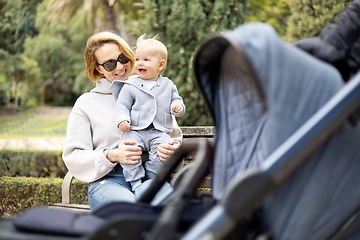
left=47, top=0, right=140, bottom=43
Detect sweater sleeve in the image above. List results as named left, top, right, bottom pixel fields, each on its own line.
left=62, top=101, right=116, bottom=183
left=114, top=84, right=133, bottom=127
left=170, top=116, right=183, bottom=147
left=169, top=116, right=184, bottom=170
left=170, top=82, right=186, bottom=117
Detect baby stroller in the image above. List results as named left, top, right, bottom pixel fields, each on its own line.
left=183, top=22, right=360, bottom=240
left=2, top=22, right=360, bottom=239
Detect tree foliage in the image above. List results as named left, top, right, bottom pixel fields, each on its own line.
left=0, top=0, right=40, bottom=54
left=46, top=0, right=142, bottom=44
left=0, top=0, right=42, bottom=106
left=246, top=0, right=291, bottom=37
left=3, top=0, right=353, bottom=116
left=23, top=0, right=91, bottom=106
left=286, top=0, right=353, bottom=42
left=126, top=0, right=247, bottom=126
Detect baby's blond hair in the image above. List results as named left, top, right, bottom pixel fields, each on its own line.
left=136, top=34, right=168, bottom=63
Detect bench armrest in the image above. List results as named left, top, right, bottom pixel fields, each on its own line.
left=62, top=171, right=74, bottom=204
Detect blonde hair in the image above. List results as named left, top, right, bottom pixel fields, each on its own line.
left=136, top=34, right=168, bottom=73
left=84, top=31, right=135, bottom=82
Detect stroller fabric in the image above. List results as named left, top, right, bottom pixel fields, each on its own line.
left=194, top=23, right=360, bottom=239
left=10, top=196, right=204, bottom=237
left=13, top=207, right=106, bottom=236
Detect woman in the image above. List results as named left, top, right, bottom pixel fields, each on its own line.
left=62, top=31, right=182, bottom=211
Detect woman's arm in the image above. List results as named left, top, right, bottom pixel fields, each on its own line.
left=62, top=95, right=141, bottom=182
left=62, top=109, right=116, bottom=182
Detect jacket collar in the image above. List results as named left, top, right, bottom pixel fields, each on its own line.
left=127, top=75, right=164, bottom=88
left=106, top=75, right=166, bottom=99
left=91, top=78, right=113, bottom=94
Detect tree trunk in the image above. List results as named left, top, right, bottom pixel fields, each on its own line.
left=101, top=0, right=117, bottom=32
left=100, top=0, right=134, bottom=45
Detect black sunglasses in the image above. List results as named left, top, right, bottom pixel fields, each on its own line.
left=97, top=53, right=130, bottom=72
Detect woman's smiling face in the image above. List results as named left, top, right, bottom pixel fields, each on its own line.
left=95, top=43, right=132, bottom=82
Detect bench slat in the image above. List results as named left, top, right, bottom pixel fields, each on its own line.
left=50, top=204, right=90, bottom=213
left=181, top=126, right=215, bottom=137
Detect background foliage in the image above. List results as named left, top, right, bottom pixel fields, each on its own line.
left=0, top=0, right=353, bottom=125
left=125, top=0, right=247, bottom=125
left=0, top=176, right=88, bottom=215
left=0, top=149, right=67, bottom=178
left=23, top=0, right=91, bottom=106
left=286, top=0, right=353, bottom=42
left=0, top=0, right=42, bottom=107
left=246, top=0, right=291, bottom=37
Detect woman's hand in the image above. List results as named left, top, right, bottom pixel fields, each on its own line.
left=157, top=139, right=178, bottom=162
left=107, top=139, right=142, bottom=164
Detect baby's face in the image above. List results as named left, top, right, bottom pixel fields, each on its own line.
left=134, top=46, right=164, bottom=81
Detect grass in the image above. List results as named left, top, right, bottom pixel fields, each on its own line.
left=0, top=108, right=68, bottom=139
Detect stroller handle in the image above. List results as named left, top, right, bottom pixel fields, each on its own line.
left=146, top=139, right=214, bottom=240
left=137, top=139, right=213, bottom=204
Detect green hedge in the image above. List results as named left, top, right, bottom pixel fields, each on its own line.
left=0, top=149, right=67, bottom=177
left=0, top=177, right=88, bottom=216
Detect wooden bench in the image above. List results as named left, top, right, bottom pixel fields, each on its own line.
left=51, top=126, right=215, bottom=212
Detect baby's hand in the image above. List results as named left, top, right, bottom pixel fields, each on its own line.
left=171, top=103, right=183, bottom=114
left=119, top=121, right=130, bottom=132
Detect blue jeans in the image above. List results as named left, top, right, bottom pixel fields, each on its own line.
left=88, top=164, right=172, bottom=211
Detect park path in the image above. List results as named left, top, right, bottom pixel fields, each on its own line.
left=0, top=137, right=65, bottom=150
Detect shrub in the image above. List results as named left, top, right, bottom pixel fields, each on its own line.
left=0, top=149, right=67, bottom=177
left=0, top=176, right=88, bottom=216
left=286, top=0, right=353, bottom=41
